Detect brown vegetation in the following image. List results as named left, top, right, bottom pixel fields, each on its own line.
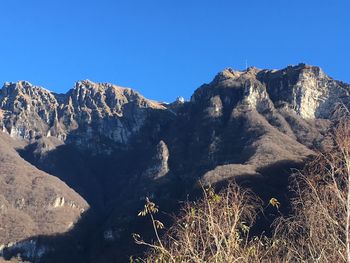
left=0, top=132, right=88, bottom=245
left=273, top=115, right=350, bottom=262
left=132, top=183, right=280, bottom=262
left=133, top=116, right=350, bottom=263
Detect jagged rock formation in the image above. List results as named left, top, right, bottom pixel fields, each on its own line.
left=143, top=140, right=170, bottom=179
left=164, top=64, right=349, bottom=185
left=0, top=63, right=349, bottom=262
left=0, top=80, right=165, bottom=153
left=256, top=64, right=350, bottom=119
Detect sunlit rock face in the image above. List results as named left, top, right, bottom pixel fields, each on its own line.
left=256, top=64, right=350, bottom=119
left=143, top=140, right=170, bottom=179
left=0, top=80, right=166, bottom=153
left=172, top=64, right=350, bottom=185
left=1, top=65, right=346, bottom=153
left=0, top=64, right=349, bottom=262
left=0, top=81, right=60, bottom=140
left=63, top=80, right=165, bottom=146
left=197, top=64, right=350, bottom=121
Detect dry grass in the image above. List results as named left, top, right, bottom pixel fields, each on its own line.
left=133, top=113, right=350, bottom=263
left=273, top=116, right=350, bottom=263
left=132, top=183, right=281, bottom=263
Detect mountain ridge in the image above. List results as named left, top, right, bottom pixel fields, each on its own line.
left=0, top=63, right=349, bottom=262
left=1, top=63, right=348, bottom=144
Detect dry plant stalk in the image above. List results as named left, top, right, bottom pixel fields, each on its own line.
left=273, top=116, right=350, bottom=263
left=134, top=109, right=350, bottom=263
left=133, top=183, right=282, bottom=263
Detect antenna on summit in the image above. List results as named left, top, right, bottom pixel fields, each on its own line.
left=245, top=59, right=248, bottom=71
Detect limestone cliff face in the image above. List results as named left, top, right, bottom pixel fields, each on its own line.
left=193, top=64, right=349, bottom=121
left=0, top=64, right=349, bottom=262
left=171, top=64, right=350, bottom=184
left=0, top=80, right=166, bottom=153
left=1, top=64, right=346, bottom=152
left=143, top=140, right=170, bottom=179
left=0, top=81, right=59, bottom=139
left=0, top=64, right=348, bottom=189
left=256, top=64, right=350, bottom=119
left=61, top=80, right=166, bottom=151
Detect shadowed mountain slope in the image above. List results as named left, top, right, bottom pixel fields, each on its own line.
left=0, top=63, right=349, bottom=262
left=0, top=132, right=88, bottom=256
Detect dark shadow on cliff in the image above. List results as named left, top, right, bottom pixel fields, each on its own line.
left=13, top=104, right=312, bottom=262
left=2, top=207, right=97, bottom=263
left=209, top=159, right=309, bottom=237
left=18, top=142, right=104, bottom=211
left=11, top=108, right=178, bottom=262
left=4, top=155, right=309, bottom=263
left=17, top=107, right=174, bottom=210
left=2, top=172, right=188, bottom=263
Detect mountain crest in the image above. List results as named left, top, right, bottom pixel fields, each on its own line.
left=0, top=64, right=349, bottom=262
left=194, top=63, right=350, bottom=119
left=0, top=64, right=349, bottom=148
left=0, top=80, right=167, bottom=149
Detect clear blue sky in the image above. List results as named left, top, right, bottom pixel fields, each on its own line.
left=0, top=0, right=349, bottom=102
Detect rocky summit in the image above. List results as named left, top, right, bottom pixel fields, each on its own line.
left=0, top=63, right=349, bottom=262
left=0, top=80, right=165, bottom=152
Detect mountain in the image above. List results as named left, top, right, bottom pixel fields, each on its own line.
left=0, top=132, right=88, bottom=260
left=169, top=64, right=348, bottom=185
left=0, top=80, right=166, bottom=152
left=0, top=63, right=349, bottom=262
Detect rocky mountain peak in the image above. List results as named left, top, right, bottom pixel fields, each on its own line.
left=0, top=64, right=349, bottom=262
left=192, top=64, right=349, bottom=120
left=212, top=64, right=325, bottom=85
left=69, top=80, right=164, bottom=110
left=0, top=64, right=348, bottom=147
left=289, top=63, right=325, bottom=77
left=257, top=64, right=349, bottom=119
left=212, top=67, right=263, bottom=84
left=0, top=81, right=50, bottom=101
left=213, top=68, right=242, bottom=82
left=0, top=80, right=167, bottom=150
left=2, top=81, right=33, bottom=93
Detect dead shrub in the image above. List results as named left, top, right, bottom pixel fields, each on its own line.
left=132, top=183, right=281, bottom=263
left=273, top=116, right=350, bottom=263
